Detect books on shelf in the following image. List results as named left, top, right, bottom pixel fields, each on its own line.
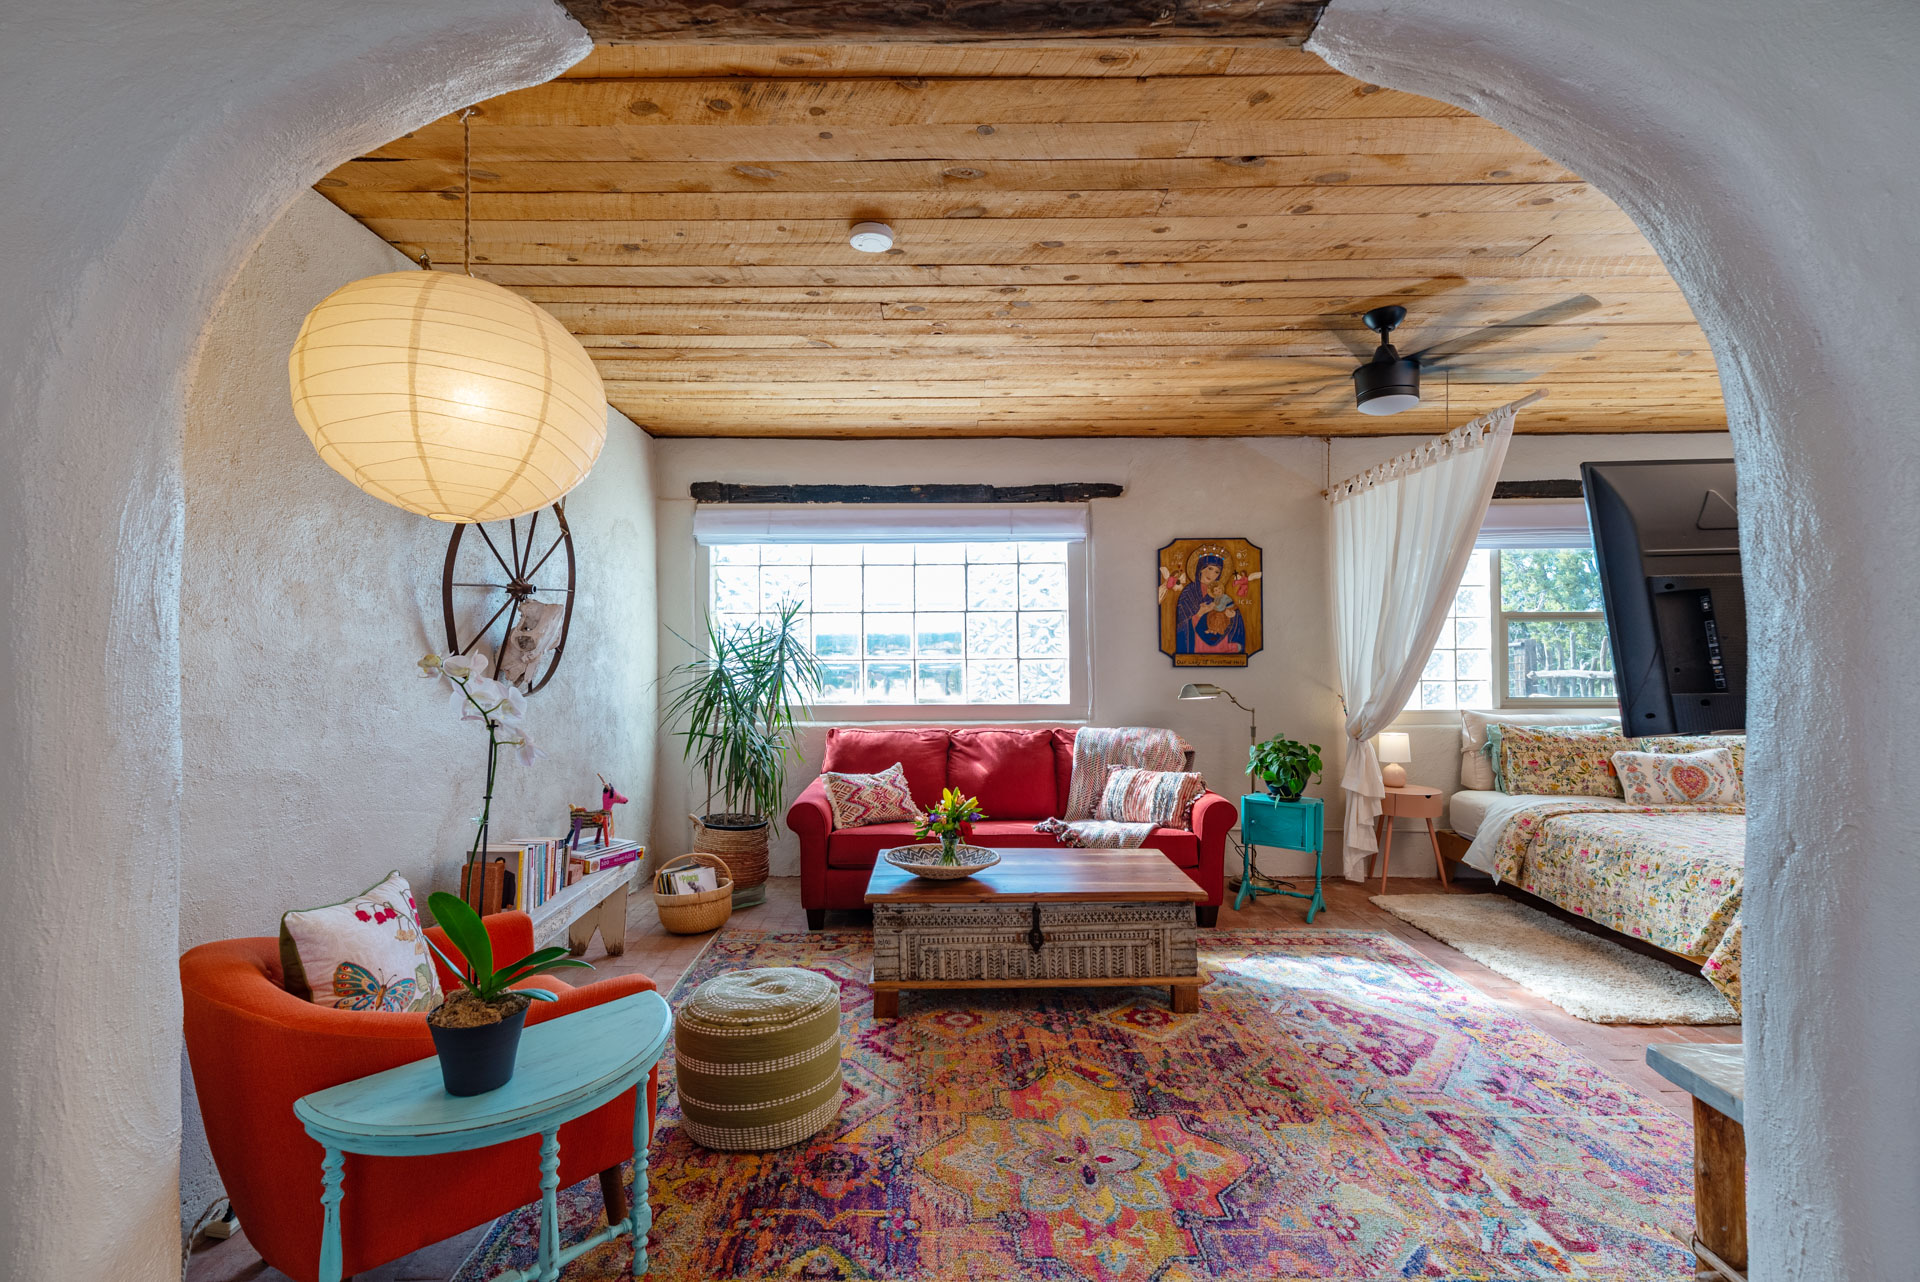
left=570, top=840, right=642, bottom=878
left=488, top=838, right=572, bottom=911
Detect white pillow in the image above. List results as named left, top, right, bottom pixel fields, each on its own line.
left=278, top=870, right=441, bottom=1013
left=1612, top=746, right=1745, bottom=807
left=1459, top=709, right=1620, bottom=790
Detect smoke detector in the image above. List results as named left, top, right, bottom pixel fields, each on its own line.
left=849, top=222, right=894, bottom=253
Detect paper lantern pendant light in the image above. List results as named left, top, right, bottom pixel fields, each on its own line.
left=288, top=270, right=608, bottom=523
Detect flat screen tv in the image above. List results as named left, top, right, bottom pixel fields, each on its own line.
left=1581, top=459, right=1745, bottom=735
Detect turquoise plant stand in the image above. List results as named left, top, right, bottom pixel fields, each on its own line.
left=294, top=991, right=672, bottom=1282
left=1236, top=794, right=1326, bottom=921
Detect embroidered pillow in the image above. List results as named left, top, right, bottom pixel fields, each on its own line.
left=1496, top=725, right=1635, bottom=797
left=279, top=870, right=440, bottom=1013
left=1613, top=746, right=1744, bottom=806
left=822, top=761, right=919, bottom=828
left=1092, top=766, right=1206, bottom=829
left=1486, top=722, right=1616, bottom=792
left=1641, top=733, right=1747, bottom=782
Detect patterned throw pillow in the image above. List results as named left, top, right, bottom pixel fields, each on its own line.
left=1496, top=725, right=1636, bottom=797
left=1642, top=733, right=1747, bottom=782
left=822, top=761, right=919, bottom=828
left=279, top=870, right=441, bottom=1013
left=1092, top=766, right=1206, bottom=828
left=1613, top=746, right=1745, bottom=806
left=1487, top=722, right=1616, bottom=792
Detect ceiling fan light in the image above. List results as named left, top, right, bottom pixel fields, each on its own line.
left=1353, top=357, right=1421, bottom=416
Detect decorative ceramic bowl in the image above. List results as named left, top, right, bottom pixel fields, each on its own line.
left=881, top=843, right=1001, bottom=880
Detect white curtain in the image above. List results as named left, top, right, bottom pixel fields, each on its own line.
left=1330, top=405, right=1516, bottom=879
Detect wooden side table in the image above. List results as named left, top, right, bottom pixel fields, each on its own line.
left=1646, top=1043, right=1747, bottom=1280
left=1236, top=794, right=1326, bottom=921
left=1374, top=784, right=1450, bottom=893
left=294, top=991, right=672, bottom=1282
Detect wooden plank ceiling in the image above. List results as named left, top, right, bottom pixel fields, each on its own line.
left=314, top=40, right=1725, bottom=438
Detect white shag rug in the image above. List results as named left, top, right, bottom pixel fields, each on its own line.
left=1371, top=893, right=1739, bottom=1025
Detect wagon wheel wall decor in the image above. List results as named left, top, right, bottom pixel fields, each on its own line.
left=441, top=503, right=576, bottom=694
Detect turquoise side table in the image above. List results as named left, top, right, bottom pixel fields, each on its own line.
left=1236, top=794, right=1326, bottom=921
left=294, top=991, right=672, bottom=1282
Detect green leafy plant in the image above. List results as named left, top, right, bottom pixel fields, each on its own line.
left=424, top=890, right=591, bottom=1007
left=663, top=600, right=821, bottom=826
left=1248, top=734, right=1323, bottom=800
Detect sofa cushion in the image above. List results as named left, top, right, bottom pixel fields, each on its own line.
left=826, top=820, right=1200, bottom=871
left=948, top=729, right=1058, bottom=820
left=824, top=822, right=921, bottom=870
left=822, top=728, right=949, bottom=811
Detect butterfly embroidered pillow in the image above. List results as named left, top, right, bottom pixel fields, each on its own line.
left=822, top=761, right=919, bottom=828
left=1612, top=746, right=1745, bottom=807
left=1093, top=766, right=1207, bottom=829
left=279, top=870, right=441, bottom=1013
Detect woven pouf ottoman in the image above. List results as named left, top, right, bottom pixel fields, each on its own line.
left=674, top=967, right=843, bottom=1151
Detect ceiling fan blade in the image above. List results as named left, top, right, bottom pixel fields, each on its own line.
left=1316, top=275, right=1473, bottom=358
left=1406, top=294, right=1603, bottom=365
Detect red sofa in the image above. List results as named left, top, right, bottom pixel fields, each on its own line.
left=787, top=726, right=1234, bottom=928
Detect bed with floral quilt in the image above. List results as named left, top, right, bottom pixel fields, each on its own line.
left=1459, top=794, right=1744, bottom=1012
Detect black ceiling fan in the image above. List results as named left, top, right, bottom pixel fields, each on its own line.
left=1349, top=295, right=1603, bottom=416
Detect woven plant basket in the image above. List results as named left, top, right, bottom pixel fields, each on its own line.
left=691, top=812, right=770, bottom=907
left=652, top=853, right=735, bottom=935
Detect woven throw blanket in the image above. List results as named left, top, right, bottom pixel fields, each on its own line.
left=1035, top=726, right=1191, bottom=849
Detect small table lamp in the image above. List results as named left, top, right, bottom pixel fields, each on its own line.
left=1377, top=731, right=1412, bottom=788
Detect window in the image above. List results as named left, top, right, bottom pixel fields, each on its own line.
left=1410, top=545, right=1616, bottom=710
left=707, top=540, right=1081, bottom=709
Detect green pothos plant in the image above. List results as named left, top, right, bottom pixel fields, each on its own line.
left=1248, top=735, right=1323, bottom=801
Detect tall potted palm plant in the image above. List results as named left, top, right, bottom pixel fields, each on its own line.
left=663, top=601, right=820, bottom=907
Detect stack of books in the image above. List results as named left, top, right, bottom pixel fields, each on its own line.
left=656, top=862, right=720, bottom=895
left=570, top=839, right=643, bottom=880
left=492, top=838, right=569, bottom=911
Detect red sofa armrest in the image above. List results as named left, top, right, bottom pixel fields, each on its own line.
left=425, top=909, right=535, bottom=992
left=789, top=776, right=835, bottom=912
left=788, top=776, right=834, bottom=842
left=1191, top=791, right=1237, bottom=855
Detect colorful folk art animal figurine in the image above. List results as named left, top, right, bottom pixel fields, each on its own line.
left=568, top=774, right=629, bottom=849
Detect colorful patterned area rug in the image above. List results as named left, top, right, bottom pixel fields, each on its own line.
left=456, top=929, right=1696, bottom=1281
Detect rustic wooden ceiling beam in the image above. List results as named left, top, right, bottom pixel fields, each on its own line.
left=557, top=1, right=1329, bottom=46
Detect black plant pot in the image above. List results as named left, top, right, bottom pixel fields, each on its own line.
left=428, top=1002, right=529, bottom=1096
left=1265, top=782, right=1303, bottom=802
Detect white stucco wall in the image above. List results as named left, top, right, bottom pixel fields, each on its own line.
left=650, top=431, right=1728, bottom=882
left=0, top=2, right=588, bottom=1275
left=176, top=188, right=658, bottom=1229
left=1312, top=3, right=1920, bottom=1276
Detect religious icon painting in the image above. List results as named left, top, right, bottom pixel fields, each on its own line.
left=1158, top=538, right=1263, bottom=667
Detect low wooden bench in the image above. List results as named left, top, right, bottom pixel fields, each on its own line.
left=1647, top=1042, right=1746, bottom=1282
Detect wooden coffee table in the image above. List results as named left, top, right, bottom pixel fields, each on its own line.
left=864, top=847, right=1208, bottom=1018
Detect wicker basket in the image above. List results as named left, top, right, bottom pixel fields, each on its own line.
left=652, top=852, right=735, bottom=935
left=691, top=813, right=770, bottom=906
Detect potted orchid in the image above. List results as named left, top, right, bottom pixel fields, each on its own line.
left=418, top=650, right=544, bottom=901
left=915, top=788, right=987, bottom=864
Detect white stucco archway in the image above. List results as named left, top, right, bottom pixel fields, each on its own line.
left=1311, top=2, right=1920, bottom=1278
left=0, top=2, right=588, bottom=1274
left=4, top=0, right=1915, bottom=1277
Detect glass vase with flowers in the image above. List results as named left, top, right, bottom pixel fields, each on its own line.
left=914, top=788, right=987, bottom=864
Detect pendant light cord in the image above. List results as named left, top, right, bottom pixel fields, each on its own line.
left=461, top=107, right=476, bottom=278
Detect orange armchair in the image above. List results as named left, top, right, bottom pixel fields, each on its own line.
left=181, top=911, right=659, bottom=1282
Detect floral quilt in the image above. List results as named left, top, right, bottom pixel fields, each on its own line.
left=1487, top=799, right=1745, bottom=1012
